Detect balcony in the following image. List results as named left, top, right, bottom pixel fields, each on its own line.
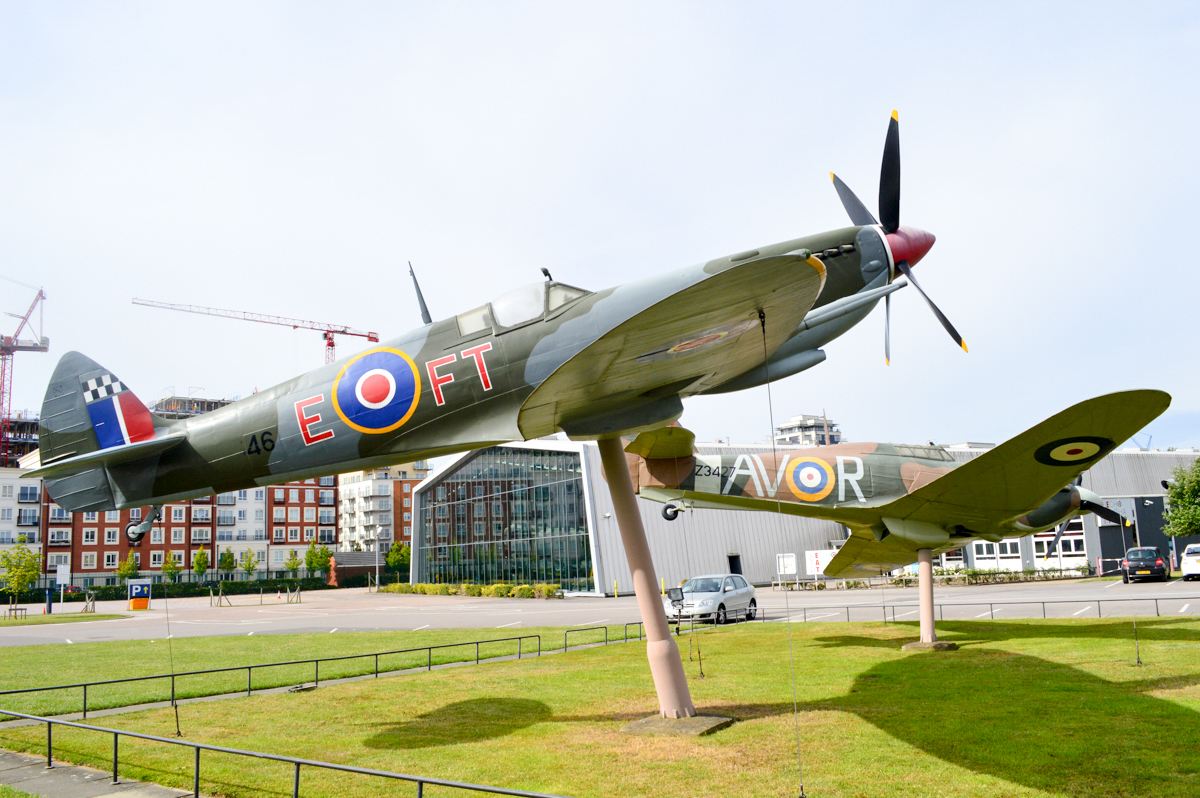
left=47, top=534, right=71, bottom=547
left=216, top=513, right=236, bottom=526
left=16, top=512, right=40, bottom=527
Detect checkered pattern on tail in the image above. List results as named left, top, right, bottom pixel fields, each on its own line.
left=82, top=374, right=127, bottom=404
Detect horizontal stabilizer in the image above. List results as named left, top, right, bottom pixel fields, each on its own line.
left=26, top=434, right=187, bottom=480
left=625, top=426, right=696, bottom=460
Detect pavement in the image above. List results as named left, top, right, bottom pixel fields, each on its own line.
left=2, top=578, right=1197, bottom=647
left=0, top=750, right=188, bottom=798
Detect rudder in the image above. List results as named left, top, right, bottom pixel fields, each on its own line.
left=39, top=352, right=155, bottom=465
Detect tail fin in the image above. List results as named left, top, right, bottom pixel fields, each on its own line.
left=39, top=352, right=156, bottom=465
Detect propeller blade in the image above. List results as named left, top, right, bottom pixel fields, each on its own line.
left=1081, top=500, right=1125, bottom=527
left=831, top=173, right=878, bottom=227
left=884, top=292, right=891, bottom=365
left=1043, top=519, right=1070, bottom=561
left=894, top=261, right=968, bottom=352
left=879, top=110, right=901, bottom=234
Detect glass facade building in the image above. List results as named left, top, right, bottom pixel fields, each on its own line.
left=415, top=446, right=593, bottom=592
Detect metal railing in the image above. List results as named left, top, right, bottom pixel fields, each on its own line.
left=0, top=709, right=571, bottom=798
left=0, top=635, right=542, bottom=718
left=760, top=596, right=1200, bottom=623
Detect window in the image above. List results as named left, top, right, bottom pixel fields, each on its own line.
left=172, top=507, right=184, bottom=522
left=48, top=553, right=70, bottom=567
left=172, top=550, right=184, bottom=565
left=84, top=511, right=97, bottom=522
left=999, top=541, right=1019, bottom=556
left=237, top=509, right=247, bottom=522
left=130, top=508, right=142, bottom=521
left=104, top=553, right=118, bottom=569
left=288, top=507, right=300, bottom=522
left=404, top=526, right=411, bottom=538
left=289, top=527, right=300, bottom=542
left=217, top=493, right=236, bottom=505
left=192, top=507, right=211, bottom=522
left=172, top=528, right=184, bottom=544
left=217, top=529, right=232, bottom=541
left=305, top=489, right=314, bottom=503
left=437, top=523, right=448, bottom=538
left=474, top=522, right=484, bottom=537
left=0, top=485, right=10, bottom=498
left=16, top=509, right=39, bottom=526
left=274, top=489, right=284, bottom=502
left=436, top=486, right=446, bottom=501
left=403, top=484, right=411, bottom=493
left=254, top=509, right=264, bottom=521
left=319, top=509, right=335, bottom=524
left=273, top=527, right=285, bottom=542
left=105, top=529, right=118, bottom=544
left=49, top=505, right=70, bottom=522
left=82, top=552, right=96, bottom=569
left=151, top=529, right=164, bottom=544
left=18, top=485, right=39, bottom=503
left=0, top=508, right=9, bottom=522
left=493, top=502, right=503, bottom=517
left=404, top=512, right=411, bottom=522
left=217, top=510, right=235, bottom=525
left=403, top=498, right=411, bottom=508
left=289, top=489, right=299, bottom=502
left=456, top=305, right=491, bottom=336
left=304, top=507, right=316, bottom=522
left=237, top=490, right=247, bottom=501
left=319, top=476, right=335, bottom=487
left=191, top=529, right=211, bottom=543
left=319, top=490, right=335, bottom=505
left=254, top=489, right=264, bottom=501
left=1035, top=541, right=1046, bottom=555
left=105, top=510, right=120, bottom=522
left=319, top=528, right=335, bottom=544
left=236, top=530, right=247, bottom=541
left=273, top=507, right=285, bottom=522
left=49, top=529, right=70, bottom=544
left=305, top=527, right=315, bottom=541
left=83, top=528, right=97, bottom=545
left=151, top=551, right=164, bottom=567
left=274, top=551, right=284, bottom=563
left=547, top=283, right=589, bottom=311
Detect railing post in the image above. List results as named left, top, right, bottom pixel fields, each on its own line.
left=417, top=780, right=424, bottom=798
left=990, top=604, right=994, bottom=620
left=112, top=732, right=119, bottom=784
left=171, top=675, right=176, bottom=705
left=314, top=661, right=319, bottom=687
left=1098, top=600, right=1102, bottom=618
left=292, top=761, right=300, bottom=798
left=604, top=627, right=608, bottom=646
left=1042, top=602, right=1046, bottom=619
left=247, top=667, right=252, bottom=697
left=1155, top=599, right=1160, bottom=617
left=375, top=654, right=379, bottom=678
left=45, top=721, right=52, bottom=769
left=427, top=649, right=432, bottom=671
left=476, top=642, right=479, bottom=665
left=518, top=638, right=522, bottom=660
left=83, top=684, right=88, bottom=719
left=846, top=606, right=850, bottom=623
left=194, top=747, right=200, bottom=798
left=563, top=631, right=568, bottom=652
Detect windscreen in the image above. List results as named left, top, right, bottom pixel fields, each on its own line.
left=490, top=283, right=545, bottom=328
left=1128, top=549, right=1158, bottom=559
left=682, top=578, right=722, bottom=594
left=1186, top=545, right=1200, bottom=556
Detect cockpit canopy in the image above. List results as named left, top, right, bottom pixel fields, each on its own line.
left=456, top=280, right=590, bottom=336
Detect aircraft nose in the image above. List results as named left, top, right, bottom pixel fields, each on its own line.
left=886, top=225, right=936, bottom=267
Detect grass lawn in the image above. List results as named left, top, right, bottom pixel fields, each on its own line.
left=0, top=786, right=32, bottom=798
left=2, top=618, right=1198, bottom=797
left=0, top=625, right=640, bottom=716
left=0, top=613, right=127, bottom=628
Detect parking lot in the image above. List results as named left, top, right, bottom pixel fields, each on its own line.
left=4, top=576, right=1198, bottom=648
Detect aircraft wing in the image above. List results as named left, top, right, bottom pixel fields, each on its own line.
left=519, top=252, right=826, bottom=438
left=25, top=433, right=189, bottom=480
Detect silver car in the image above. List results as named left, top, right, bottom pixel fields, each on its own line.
left=664, top=573, right=757, bottom=624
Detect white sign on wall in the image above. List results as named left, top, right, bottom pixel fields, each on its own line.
left=776, top=553, right=797, bottom=576
left=55, top=564, right=70, bottom=585
left=806, top=549, right=838, bottom=576
left=1101, top=498, right=1136, bottom=524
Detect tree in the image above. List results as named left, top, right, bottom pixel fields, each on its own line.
left=1164, top=459, right=1200, bottom=538
left=386, top=543, right=410, bottom=574
left=0, top=535, right=41, bottom=598
left=239, top=549, right=260, bottom=577
left=283, top=550, right=302, bottom=577
left=305, top=542, right=332, bottom=576
left=161, top=552, right=181, bottom=583
left=218, top=547, right=236, bottom=575
left=192, top=548, right=210, bottom=581
left=116, top=553, right=139, bottom=583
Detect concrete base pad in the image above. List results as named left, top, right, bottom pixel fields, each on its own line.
left=901, top=640, right=959, bottom=651
left=621, top=713, right=734, bottom=737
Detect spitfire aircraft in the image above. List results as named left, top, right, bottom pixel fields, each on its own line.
left=29, top=112, right=962, bottom=535
left=626, top=390, right=1170, bottom=578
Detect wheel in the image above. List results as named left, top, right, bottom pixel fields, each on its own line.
left=124, top=521, right=145, bottom=544
left=662, top=503, right=679, bottom=521
left=1122, top=573, right=1129, bottom=584
left=715, top=604, right=726, bottom=625
left=746, top=599, right=757, bottom=621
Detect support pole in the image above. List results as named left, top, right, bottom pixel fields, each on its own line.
left=918, top=548, right=936, bottom=643
left=596, top=436, right=696, bottom=719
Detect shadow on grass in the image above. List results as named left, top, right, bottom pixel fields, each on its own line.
left=364, top=697, right=552, bottom=749
left=793, top=649, right=1200, bottom=795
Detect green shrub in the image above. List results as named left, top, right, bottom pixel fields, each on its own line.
left=437, top=584, right=452, bottom=595
left=485, top=583, right=513, bottom=598
left=396, top=582, right=413, bottom=594
left=463, top=584, right=482, bottom=597
left=533, top=583, right=561, bottom=599
left=513, top=584, right=534, bottom=599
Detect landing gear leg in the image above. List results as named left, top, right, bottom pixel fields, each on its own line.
left=124, top=505, right=163, bottom=545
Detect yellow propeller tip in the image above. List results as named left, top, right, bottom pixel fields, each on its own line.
left=891, top=109, right=898, bottom=121
left=885, top=358, right=890, bottom=366
left=830, top=171, right=836, bottom=182
left=961, top=341, right=969, bottom=353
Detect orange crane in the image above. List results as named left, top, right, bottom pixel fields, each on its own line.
left=131, top=299, right=379, bottom=364
left=1, top=287, right=49, bottom=466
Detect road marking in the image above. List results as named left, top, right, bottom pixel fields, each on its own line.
left=893, top=610, right=917, bottom=619
left=495, top=621, right=521, bottom=628
left=975, top=610, right=998, bottom=618
left=1073, top=606, right=1090, bottom=616
left=572, top=619, right=609, bottom=627
left=412, top=624, right=430, bottom=631
left=248, top=632, right=254, bottom=636
left=65, top=639, right=72, bottom=644
left=329, top=628, right=337, bottom=633
left=1180, top=604, right=1190, bottom=614
left=1104, top=580, right=1125, bottom=590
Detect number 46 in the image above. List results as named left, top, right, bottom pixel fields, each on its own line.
left=246, top=431, right=276, bottom=456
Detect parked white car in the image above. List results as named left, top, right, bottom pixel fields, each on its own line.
left=664, top=574, right=756, bottom=624
left=1182, top=544, right=1200, bottom=581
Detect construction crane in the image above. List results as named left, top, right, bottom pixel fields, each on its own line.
left=131, top=299, right=379, bottom=364
left=1, top=287, right=49, bottom=467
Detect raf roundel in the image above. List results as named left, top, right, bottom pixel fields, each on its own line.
left=1033, top=436, right=1114, bottom=467
left=333, top=347, right=421, bottom=434
left=786, top=457, right=835, bottom=502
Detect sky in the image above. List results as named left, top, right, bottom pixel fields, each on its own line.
left=1, top=1, right=1198, bottom=455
